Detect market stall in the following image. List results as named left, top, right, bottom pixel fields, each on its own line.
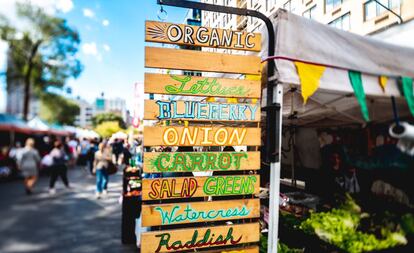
left=260, top=9, right=414, bottom=253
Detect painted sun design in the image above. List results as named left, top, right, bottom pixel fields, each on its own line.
left=147, top=23, right=168, bottom=39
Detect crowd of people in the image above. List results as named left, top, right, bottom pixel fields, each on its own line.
left=0, top=136, right=135, bottom=198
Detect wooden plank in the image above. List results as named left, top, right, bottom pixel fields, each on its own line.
left=141, top=175, right=260, bottom=201
left=145, top=20, right=261, bottom=51
left=140, top=223, right=260, bottom=253
left=202, top=246, right=259, bottom=253
left=143, top=151, right=260, bottom=173
left=144, top=100, right=261, bottom=122
left=143, top=126, right=261, bottom=147
left=145, top=47, right=261, bottom=75
left=142, top=199, right=260, bottom=226
left=144, top=73, right=261, bottom=99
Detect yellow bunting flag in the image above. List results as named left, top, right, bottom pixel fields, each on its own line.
left=294, top=61, right=326, bottom=104
left=251, top=98, right=258, bottom=104
left=184, top=120, right=189, bottom=127
left=379, top=76, right=388, bottom=91
left=245, top=74, right=261, bottom=81
left=227, top=98, right=238, bottom=104
left=206, top=97, right=215, bottom=102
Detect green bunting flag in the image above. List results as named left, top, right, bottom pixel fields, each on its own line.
left=401, top=76, right=414, bottom=116
left=348, top=71, right=370, bottom=122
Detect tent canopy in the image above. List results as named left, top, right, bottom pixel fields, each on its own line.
left=262, top=9, right=414, bottom=126
left=28, top=117, right=50, bottom=131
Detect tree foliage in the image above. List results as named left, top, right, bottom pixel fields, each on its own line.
left=92, top=112, right=127, bottom=129
left=0, top=3, right=82, bottom=120
left=39, top=93, right=79, bottom=125
left=94, top=121, right=123, bottom=138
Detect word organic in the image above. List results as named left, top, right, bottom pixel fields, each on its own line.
left=144, top=151, right=257, bottom=172
left=154, top=204, right=251, bottom=225
left=155, top=100, right=259, bottom=121
left=146, top=21, right=259, bottom=50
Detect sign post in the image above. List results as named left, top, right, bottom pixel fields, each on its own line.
left=145, top=1, right=281, bottom=252
left=142, top=16, right=264, bottom=252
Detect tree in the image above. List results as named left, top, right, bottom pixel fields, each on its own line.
left=39, top=93, right=80, bottom=125
left=94, top=121, right=123, bottom=138
left=92, top=112, right=127, bottom=129
left=0, top=3, right=82, bottom=120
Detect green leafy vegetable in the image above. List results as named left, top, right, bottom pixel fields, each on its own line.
left=300, top=207, right=407, bottom=253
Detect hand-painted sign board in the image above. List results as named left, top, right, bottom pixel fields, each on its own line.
left=145, top=47, right=261, bottom=75
left=141, top=175, right=260, bottom=201
left=144, top=100, right=261, bottom=122
left=144, top=73, right=261, bottom=99
left=140, top=222, right=260, bottom=253
left=142, top=199, right=260, bottom=226
left=142, top=18, right=262, bottom=253
left=143, top=126, right=261, bottom=146
left=145, top=21, right=261, bottom=52
left=143, top=151, right=260, bottom=173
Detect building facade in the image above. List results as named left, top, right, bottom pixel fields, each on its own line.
left=201, top=0, right=414, bottom=47
left=73, top=97, right=94, bottom=128
left=94, top=95, right=128, bottom=122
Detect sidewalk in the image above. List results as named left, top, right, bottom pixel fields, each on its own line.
left=0, top=168, right=137, bottom=253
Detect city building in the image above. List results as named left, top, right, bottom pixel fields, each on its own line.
left=73, top=97, right=94, bottom=128
left=181, top=8, right=202, bottom=77
left=201, top=0, right=414, bottom=48
left=94, top=93, right=128, bottom=122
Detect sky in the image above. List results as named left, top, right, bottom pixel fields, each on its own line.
left=0, top=0, right=189, bottom=112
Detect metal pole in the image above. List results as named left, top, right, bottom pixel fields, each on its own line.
left=155, top=1, right=281, bottom=252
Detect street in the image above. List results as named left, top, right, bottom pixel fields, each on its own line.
left=0, top=168, right=136, bottom=253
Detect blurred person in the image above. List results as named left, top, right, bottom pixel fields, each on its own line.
left=49, top=141, right=70, bottom=194
left=87, top=141, right=98, bottom=175
left=120, top=142, right=132, bottom=169
left=18, top=138, right=41, bottom=195
left=65, top=137, right=77, bottom=167
left=111, top=139, right=123, bottom=164
left=0, top=146, right=15, bottom=179
left=77, top=138, right=90, bottom=171
left=9, top=141, right=23, bottom=162
left=93, top=142, right=112, bottom=198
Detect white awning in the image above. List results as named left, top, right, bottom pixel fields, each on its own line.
left=261, top=9, right=414, bottom=126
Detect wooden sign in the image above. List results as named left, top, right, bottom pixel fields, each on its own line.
left=145, top=47, right=261, bottom=75
left=141, top=223, right=260, bottom=253
left=144, top=100, right=261, bottom=122
left=144, top=73, right=261, bottom=98
left=143, top=151, right=260, bottom=173
left=145, top=21, right=261, bottom=51
left=142, top=175, right=260, bottom=200
left=143, top=19, right=263, bottom=253
left=203, top=246, right=259, bottom=253
left=142, top=199, right=260, bottom=226
left=143, top=126, right=261, bottom=146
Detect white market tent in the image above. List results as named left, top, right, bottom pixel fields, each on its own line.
left=28, top=117, right=50, bottom=131
left=261, top=10, right=414, bottom=252
left=261, top=9, right=414, bottom=127
left=75, top=128, right=100, bottom=139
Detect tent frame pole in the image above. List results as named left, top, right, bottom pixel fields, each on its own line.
left=156, top=1, right=281, bottom=252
